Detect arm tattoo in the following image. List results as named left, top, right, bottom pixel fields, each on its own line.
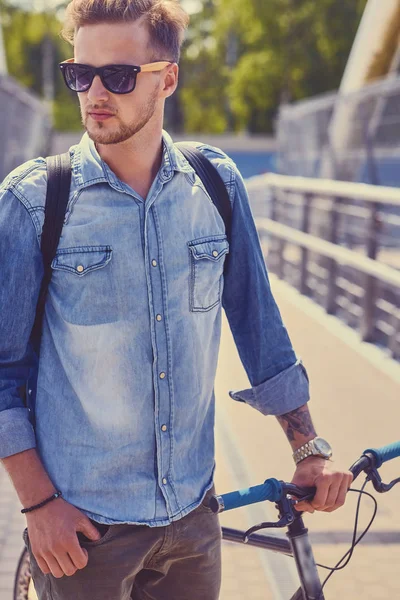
left=277, top=406, right=316, bottom=442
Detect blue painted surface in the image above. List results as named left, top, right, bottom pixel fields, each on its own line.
left=358, top=158, right=400, bottom=188
left=227, top=151, right=277, bottom=178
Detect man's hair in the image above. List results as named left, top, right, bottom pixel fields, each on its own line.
left=61, top=0, right=190, bottom=63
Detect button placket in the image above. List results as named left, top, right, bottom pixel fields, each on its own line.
left=145, top=202, right=177, bottom=512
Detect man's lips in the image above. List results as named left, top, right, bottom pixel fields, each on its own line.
left=88, top=111, right=115, bottom=121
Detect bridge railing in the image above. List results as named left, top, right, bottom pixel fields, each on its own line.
left=0, top=75, right=52, bottom=182
left=276, top=76, right=400, bottom=186
left=246, top=173, right=400, bottom=359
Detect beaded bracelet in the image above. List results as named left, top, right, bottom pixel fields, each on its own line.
left=21, top=491, right=63, bottom=514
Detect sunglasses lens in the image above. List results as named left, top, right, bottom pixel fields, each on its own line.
left=64, top=64, right=93, bottom=92
left=103, top=66, right=136, bottom=94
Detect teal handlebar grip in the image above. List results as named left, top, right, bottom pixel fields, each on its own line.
left=364, top=441, right=400, bottom=468
left=211, top=478, right=283, bottom=513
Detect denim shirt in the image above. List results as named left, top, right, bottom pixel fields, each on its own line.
left=0, top=131, right=309, bottom=526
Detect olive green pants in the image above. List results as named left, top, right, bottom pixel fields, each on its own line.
left=23, top=486, right=221, bottom=600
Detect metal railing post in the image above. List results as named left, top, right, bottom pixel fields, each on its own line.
left=300, top=193, right=311, bottom=294
left=389, top=304, right=400, bottom=360
left=267, top=186, right=278, bottom=273
left=325, top=197, right=340, bottom=314
left=361, top=201, right=380, bottom=342
left=276, top=188, right=286, bottom=280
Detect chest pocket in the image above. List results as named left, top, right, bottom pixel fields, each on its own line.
left=188, top=236, right=229, bottom=312
left=50, top=245, right=115, bottom=325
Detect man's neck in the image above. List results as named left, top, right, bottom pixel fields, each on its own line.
left=95, top=128, right=164, bottom=198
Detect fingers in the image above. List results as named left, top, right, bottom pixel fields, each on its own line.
left=55, top=551, right=80, bottom=577
left=310, top=473, right=331, bottom=510
left=77, top=519, right=102, bottom=543
left=34, top=540, right=88, bottom=577
left=294, top=471, right=353, bottom=514
left=293, top=499, right=314, bottom=513
left=70, top=539, right=90, bottom=570
left=312, top=474, right=341, bottom=511
left=37, top=552, right=64, bottom=578
left=323, top=472, right=353, bottom=513
left=36, top=555, right=51, bottom=576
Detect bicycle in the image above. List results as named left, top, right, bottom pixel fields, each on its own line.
left=13, top=441, right=400, bottom=600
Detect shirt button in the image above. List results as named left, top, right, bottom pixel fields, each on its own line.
left=152, top=259, right=157, bottom=267
left=162, top=478, right=167, bottom=485
left=156, top=314, right=162, bottom=322
left=161, top=424, right=167, bottom=432
left=159, top=372, right=166, bottom=379
left=28, top=389, right=32, bottom=395
left=77, top=265, right=84, bottom=273
left=212, top=250, right=218, bottom=257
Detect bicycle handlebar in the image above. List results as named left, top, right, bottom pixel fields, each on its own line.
left=363, top=441, right=400, bottom=468
left=209, top=477, right=283, bottom=513
left=210, top=440, right=400, bottom=514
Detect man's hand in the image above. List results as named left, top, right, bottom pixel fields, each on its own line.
left=290, top=456, right=353, bottom=513
left=26, top=498, right=102, bottom=578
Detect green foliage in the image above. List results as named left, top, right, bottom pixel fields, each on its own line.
left=182, top=0, right=368, bottom=133
left=1, top=0, right=368, bottom=133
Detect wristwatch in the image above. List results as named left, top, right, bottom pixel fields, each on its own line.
left=293, top=437, right=333, bottom=465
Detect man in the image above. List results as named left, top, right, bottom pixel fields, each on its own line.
left=0, top=1, right=353, bottom=598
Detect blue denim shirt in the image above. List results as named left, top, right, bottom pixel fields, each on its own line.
left=0, top=131, right=309, bottom=526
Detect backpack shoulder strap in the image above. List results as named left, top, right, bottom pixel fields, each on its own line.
left=175, top=142, right=232, bottom=247
left=31, top=152, right=72, bottom=354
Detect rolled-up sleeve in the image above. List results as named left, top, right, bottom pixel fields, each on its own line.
left=222, top=165, right=310, bottom=416
left=0, top=187, right=43, bottom=457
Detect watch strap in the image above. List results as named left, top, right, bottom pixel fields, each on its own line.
left=293, top=437, right=332, bottom=465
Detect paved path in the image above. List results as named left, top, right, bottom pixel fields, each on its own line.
left=1, top=274, right=400, bottom=599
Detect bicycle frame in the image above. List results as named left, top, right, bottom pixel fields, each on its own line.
left=222, top=509, right=324, bottom=600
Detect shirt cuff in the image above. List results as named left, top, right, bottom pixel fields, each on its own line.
left=229, top=359, right=310, bottom=416
left=0, top=407, right=36, bottom=458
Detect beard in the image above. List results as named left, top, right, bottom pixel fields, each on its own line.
left=82, top=88, right=159, bottom=146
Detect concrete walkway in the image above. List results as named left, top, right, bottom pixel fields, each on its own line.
left=1, top=273, right=400, bottom=599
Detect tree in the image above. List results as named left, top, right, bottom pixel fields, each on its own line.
left=183, top=0, right=368, bottom=133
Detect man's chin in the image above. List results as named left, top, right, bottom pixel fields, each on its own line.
left=85, top=125, right=122, bottom=146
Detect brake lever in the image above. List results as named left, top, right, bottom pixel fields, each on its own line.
left=243, top=486, right=313, bottom=542
left=367, top=468, right=400, bottom=493
left=243, top=514, right=293, bottom=542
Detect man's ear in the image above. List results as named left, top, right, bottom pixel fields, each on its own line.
left=162, top=63, right=179, bottom=98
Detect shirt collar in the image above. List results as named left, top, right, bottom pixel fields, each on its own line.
left=72, top=129, right=193, bottom=189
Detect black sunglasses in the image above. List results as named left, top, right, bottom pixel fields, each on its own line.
left=59, top=60, right=173, bottom=95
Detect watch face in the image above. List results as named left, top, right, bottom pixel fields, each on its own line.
left=314, top=437, right=332, bottom=457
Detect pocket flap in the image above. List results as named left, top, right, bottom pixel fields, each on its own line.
left=51, top=245, right=112, bottom=276
left=188, top=237, right=229, bottom=261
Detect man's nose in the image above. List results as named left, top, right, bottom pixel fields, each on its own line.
left=87, top=75, right=110, bottom=103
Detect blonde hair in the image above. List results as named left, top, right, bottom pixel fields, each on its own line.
left=61, top=0, right=190, bottom=63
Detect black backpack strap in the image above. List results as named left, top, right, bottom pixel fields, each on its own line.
left=30, top=152, right=72, bottom=354
left=175, top=142, right=232, bottom=249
